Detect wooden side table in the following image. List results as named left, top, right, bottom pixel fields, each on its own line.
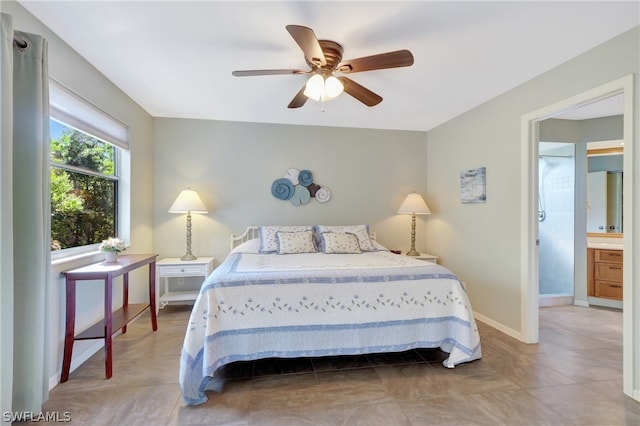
left=61, top=253, right=158, bottom=382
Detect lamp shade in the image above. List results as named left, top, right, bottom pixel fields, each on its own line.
left=324, top=76, right=344, bottom=98
left=303, top=74, right=324, bottom=101
left=397, top=192, right=431, bottom=215
left=168, top=189, right=208, bottom=213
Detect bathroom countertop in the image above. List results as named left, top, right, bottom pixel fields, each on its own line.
left=587, top=240, right=623, bottom=250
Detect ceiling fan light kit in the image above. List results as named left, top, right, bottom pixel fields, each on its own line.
left=232, top=25, right=414, bottom=109
left=303, top=74, right=344, bottom=101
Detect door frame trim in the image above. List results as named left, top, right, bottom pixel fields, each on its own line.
left=520, top=74, right=636, bottom=399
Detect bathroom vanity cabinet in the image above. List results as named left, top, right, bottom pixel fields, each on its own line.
left=587, top=248, right=623, bottom=301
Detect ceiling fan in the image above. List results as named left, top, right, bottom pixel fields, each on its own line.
left=232, top=25, right=414, bottom=108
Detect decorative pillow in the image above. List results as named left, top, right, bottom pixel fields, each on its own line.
left=371, top=240, right=390, bottom=252
left=276, top=230, right=317, bottom=255
left=229, top=238, right=261, bottom=254
left=259, top=225, right=313, bottom=253
left=314, top=225, right=376, bottom=251
left=322, top=232, right=362, bottom=254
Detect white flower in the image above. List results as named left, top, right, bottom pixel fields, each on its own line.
left=99, top=237, right=126, bottom=253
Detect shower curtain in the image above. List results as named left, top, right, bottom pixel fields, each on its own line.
left=1, top=12, right=50, bottom=415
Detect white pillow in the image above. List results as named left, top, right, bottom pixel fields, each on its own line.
left=259, top=225, right=313, bottom=253
left=322, top=232, right=362, bottom=254
left=371, top=240, right=390, bottom=252
left=276, top=230, right=317, bottom=254
left=229, top=238, right=261, bottom=254
left=314, top=225, right=375, bottom=251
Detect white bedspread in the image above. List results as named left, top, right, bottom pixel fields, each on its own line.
left=179, top=251, right=482, bottom=405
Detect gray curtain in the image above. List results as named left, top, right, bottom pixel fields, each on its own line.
left=1, top=13, right=16, bottom=422
left=0, top=12, right=50, bottom=416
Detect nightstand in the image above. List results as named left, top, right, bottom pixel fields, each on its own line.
left=156, top=257, right=215, bottom=311
left=403, top=253, right=439, bottom=263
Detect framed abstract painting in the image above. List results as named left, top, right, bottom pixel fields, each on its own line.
left=460, top=167, right=486, bottom=204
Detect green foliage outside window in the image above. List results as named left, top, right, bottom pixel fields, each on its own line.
left=50, top=123, right=117, bottom=250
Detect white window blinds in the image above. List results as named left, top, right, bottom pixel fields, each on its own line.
left=49, top=79, right=129, bottom=150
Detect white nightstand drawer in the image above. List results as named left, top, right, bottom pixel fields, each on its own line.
left=159, top=264, right=207, bottom=276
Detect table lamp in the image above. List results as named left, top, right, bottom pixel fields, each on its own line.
left=169, top=188, right=208, bottom=261
left=397, top=192, right=431, bottom=256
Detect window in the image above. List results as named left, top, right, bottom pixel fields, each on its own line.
left=50, top=120, right=118, bottom=250
left=49, top=79, right=129, bottom=256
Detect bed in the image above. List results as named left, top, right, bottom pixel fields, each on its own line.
left=179, top=225, right=482, bottom=405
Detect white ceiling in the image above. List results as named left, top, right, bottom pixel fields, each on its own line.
left=18, top=1, right=639, bottom=132
left=552, top=93, right=625, bottom=120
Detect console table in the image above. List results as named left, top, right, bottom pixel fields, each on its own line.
left=61, top=253, right=158, bottom=382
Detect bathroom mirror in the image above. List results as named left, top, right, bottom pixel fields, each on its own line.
left=587, top=144, right=623, bottom=236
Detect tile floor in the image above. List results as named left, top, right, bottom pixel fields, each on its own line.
left=29, top=304, right=640, bottom=425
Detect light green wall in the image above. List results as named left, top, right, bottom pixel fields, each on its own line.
left=4, top=1, right=155, bottom=389
left=152, top=118, right=428, bottom=264
left=426, top=26, right=639, bottom=334
left=540, top=115, right=623, bottom=143
left=580, top=115, right=624, bottom=142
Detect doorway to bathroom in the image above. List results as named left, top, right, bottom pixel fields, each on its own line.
left=521, top=74, right=636, bottom=400
left=538, top=142, right=575, bottom=307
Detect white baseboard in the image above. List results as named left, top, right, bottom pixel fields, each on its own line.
left=47, top=315, right=142, bottom=390
left=539, top=294, right=574, bottom=307
left=587, top=296, right=623, bottom=310
left=49, top=315, right=150, bottom=390
left=473, top=311, right=524, bottom=341
left=574, top=299, right=590, bottom=307
left=48, top=341, right=102, bottom=390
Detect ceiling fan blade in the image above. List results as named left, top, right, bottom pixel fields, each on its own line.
left=232, top=69, right=306, bottom=77
left=286, top=25, right=326, bottom=67
left=337, top=77, right=382, bottom=107
left=287, top=85, right=308, bottom=109
left=337, top=50, right=414, bottom=73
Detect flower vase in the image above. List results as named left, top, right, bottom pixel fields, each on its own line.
left=103, top=251, right=118, bottom=263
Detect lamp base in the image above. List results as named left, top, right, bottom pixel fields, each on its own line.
left=180, top=253, right=197, bottom=261
left=405, top=249, right=420, bottom=256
